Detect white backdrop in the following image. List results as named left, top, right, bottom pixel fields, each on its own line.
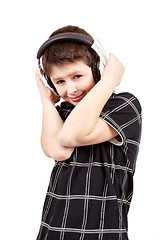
left=0, top=0, right=159, bottom=239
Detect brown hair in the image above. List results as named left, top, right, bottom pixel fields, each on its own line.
left=42, top=25, right=98, bottom=77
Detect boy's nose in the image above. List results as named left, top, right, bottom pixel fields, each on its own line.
left=67, top=83, right=78, bottom=95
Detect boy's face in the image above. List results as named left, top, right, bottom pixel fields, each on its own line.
left=50, top=60, right=95, bottom=106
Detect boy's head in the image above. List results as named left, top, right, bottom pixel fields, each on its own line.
left=38, top=25, right=101, bottom=105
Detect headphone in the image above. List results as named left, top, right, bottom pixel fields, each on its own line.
left=37, top=32, right=108, bottom=95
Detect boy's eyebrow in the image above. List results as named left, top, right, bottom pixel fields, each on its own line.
left=52, top=76, right=64, bottom=81
left=52, top=71, right=83, bottom=81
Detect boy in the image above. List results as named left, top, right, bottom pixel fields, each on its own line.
left=36, top=25, right=142, bottom=240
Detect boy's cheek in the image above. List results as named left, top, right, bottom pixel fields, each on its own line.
left=55, top=88, right=64, bottom=98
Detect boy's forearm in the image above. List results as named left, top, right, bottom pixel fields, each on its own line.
left=42, top=100, right=63, bottom=135
left=58, top=77, right=116, bottom=145
left=41, top=101, right=62, bottom=155
left=41, top=100, right=74, bottom=160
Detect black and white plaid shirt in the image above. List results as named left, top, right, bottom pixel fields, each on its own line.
left=36, top=92, right=142, bottom=240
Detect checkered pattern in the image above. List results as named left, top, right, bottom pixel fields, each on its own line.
left=36, top=92, right=142, bottom=240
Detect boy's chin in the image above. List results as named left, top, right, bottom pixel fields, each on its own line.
left=68, top=100, right=79, bottom=106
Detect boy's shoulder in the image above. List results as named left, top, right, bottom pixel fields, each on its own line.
left=111, top=91, right=139, bottom=101
left=109, top=91, right=142, bottom=112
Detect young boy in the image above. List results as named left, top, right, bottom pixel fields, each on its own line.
left=36, top=25, right=142, bottom=240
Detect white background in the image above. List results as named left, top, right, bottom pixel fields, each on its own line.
left=0, top=0, right=159, bottom=239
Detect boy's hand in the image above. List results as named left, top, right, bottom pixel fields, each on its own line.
left=101, top=53, right=125, bottom=87
left=35, top=69, right=60, bottom=104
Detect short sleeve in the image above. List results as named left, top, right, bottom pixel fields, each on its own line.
left=100, top=92, right=142, bottom=146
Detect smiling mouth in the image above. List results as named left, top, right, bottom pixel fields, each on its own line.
left=69, top=93, right=85, bottom=102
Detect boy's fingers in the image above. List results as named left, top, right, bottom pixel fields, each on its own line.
left=35, top=69, right=40, bottom=79
left=35, top=69, right=45, bottom=87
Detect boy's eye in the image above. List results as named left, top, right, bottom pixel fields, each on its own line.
left=74, top=75, right=82, bottom=79
left=57, top=80, right=65, bottom=84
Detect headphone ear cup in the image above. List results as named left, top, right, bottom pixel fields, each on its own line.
left=44, top=73, right=59, bottom=95
left=92, top=56, right=101, bottom=84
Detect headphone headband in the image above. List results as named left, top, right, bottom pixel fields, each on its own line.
left=37, top=32, right=94, bottom=59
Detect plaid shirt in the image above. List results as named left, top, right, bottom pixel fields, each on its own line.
left=36, top=92, right=142, bottom=240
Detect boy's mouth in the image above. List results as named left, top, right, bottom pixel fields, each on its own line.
left=69, top=92, right=85, bottom=102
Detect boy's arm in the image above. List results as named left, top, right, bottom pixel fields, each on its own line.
left=36, top=71, right=74, bottom=161
left=58, top=54, right=124, bottom=147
